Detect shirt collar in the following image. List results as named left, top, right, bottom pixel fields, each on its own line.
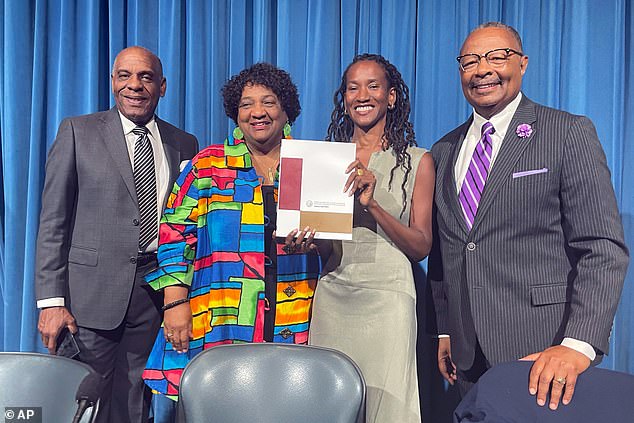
left=117, top=111, right=158, bottom=140
left=472, top=92, right=523, bottom=139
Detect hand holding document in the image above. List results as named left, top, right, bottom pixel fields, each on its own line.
left=277, top=139, right=356, bottom=240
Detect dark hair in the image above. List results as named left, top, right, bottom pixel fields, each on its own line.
left=476, top=22, right=523, bottom=51
left=221, top=62, right=301, bottom=125
left=326, top=53, right=416, bottom=217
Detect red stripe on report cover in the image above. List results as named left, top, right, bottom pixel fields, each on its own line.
left=279, top=157, right=302, bottom=210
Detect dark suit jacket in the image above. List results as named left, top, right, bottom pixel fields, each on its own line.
left=35, top=107, right=198, bottom=330
left=428, top=95, right=629, bottom=370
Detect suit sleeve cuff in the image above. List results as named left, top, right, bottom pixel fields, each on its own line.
left=37, top=297, right=65, bottom=308
left=561, top=337, right=596, bottom=361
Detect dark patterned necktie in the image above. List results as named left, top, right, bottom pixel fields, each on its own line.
left=458, top=121, right=495, bottom=230
left=132, top=126, right=158, bottom=250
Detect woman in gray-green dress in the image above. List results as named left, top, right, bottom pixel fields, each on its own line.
left=309, top=54, right=435, bottom=423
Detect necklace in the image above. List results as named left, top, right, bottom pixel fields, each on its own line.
left=232, top=128, right=290, bottom=185
left=250, top=148, right=280, bottom=185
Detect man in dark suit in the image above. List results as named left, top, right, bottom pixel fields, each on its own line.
left=429, top=22, right=628, bottom=410
left=35, top=46, right=198, bottom=422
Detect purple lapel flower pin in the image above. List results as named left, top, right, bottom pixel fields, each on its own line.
left=516, top=123, right=533, bottom=138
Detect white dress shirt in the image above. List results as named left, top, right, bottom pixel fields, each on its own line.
left=454, top=93, right=522, bottom=193
left=120, top=112, right=169, bottom=254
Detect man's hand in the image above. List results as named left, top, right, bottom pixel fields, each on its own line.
left=522, top=345, right=591, bottom=410
left=37, top=307, right=77, bottom=354
left=437, top=337, right=457, bottom=385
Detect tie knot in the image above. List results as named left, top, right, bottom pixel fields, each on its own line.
left=132, top=126, right=148, bottom=137
left=481, top=122, right=495, bottom=136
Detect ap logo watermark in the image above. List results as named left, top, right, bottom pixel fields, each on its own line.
left=4, top=407, right=42, bottom=423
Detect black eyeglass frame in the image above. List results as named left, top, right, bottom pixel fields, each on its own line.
left=456, top=48, right=524, bottom=72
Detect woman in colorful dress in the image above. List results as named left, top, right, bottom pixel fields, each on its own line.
left=309, top=54, right=435, bottom=422
left=143, top=63, right=319, bottom=400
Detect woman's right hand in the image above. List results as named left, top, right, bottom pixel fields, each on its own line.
left=162, top=285, right=193, bottom=353
left=163, top=303, right=193, bottom=353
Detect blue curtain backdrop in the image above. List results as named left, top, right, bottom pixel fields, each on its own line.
left=1, top=0, right=632, bottom=420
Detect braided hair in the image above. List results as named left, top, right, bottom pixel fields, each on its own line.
left=326, top=53, right=416, bottom=217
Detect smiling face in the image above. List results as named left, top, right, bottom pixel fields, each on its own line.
left=343, top=60, right=396, bottom=134
left=237, top=83, right=288, bottom=153
left=111, top=47, right=166, bottom=125
left=459, top=27, right=528, bottom=119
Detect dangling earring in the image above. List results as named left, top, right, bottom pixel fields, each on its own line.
left=388, top=103, right=395, bottom=110
left=283, top=122, right=292, bottom=138
left=233, top=126, right=244, bottom=140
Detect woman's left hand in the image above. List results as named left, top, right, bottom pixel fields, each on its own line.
left=281, top=227, right=317, bottom=254
left=345, top=160, right=376, bottom=207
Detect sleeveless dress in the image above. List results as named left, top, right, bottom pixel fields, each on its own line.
left=309, top=146, right=426, bottom=423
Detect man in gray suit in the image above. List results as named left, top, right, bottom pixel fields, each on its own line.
left=35, top=46, right=198, bottom=422
left=429, top=22, right=628, bottom=410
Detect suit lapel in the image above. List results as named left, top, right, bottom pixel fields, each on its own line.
left=156, top=118, right=180, bottom=209
left=100, top=107, right=137, bottom=203
left=441, top=119, right=472, bottom=235
left=470, top=96, right=537, bottom=232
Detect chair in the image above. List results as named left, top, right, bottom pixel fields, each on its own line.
left=0, top=352, right=98, bottom=422
left=178, top=343, right=366, bottom=423
left=454, top=360, right=634, bottom=422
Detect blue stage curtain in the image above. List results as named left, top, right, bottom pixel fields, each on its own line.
left=1, top=1, right=632, bottom=421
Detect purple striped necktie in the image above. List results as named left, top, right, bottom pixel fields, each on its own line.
left=459, top=121, right=495, bottom=230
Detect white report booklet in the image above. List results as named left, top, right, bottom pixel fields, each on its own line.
left=277, top=139, right=356, bottom=240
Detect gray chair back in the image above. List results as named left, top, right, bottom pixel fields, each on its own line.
left=178, top=343, right=366, bottom=423
left=0, top=352, right=97, bottom=422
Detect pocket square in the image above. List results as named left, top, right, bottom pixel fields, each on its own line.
left=512, top=168, right=548, bottom=179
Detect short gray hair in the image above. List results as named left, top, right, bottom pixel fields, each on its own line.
left=475, top=22, right=523, bottom=51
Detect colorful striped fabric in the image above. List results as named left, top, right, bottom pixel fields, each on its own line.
left=142, top=137, right=320, bottom=398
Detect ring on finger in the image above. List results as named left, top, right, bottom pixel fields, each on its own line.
left=554, top=377, right=566, bottom=385
left=357, top=168, right=364, bottom=176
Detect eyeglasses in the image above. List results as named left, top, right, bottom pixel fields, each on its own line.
left=456, top=48, right=524, bottom=72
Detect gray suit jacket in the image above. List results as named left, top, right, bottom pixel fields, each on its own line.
left=35, top=107, right=198, bottom=330
left=428, top=95, right=629, bottom=370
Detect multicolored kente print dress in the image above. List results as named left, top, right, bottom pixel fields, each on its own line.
left=142, top=137, right=320, bottom=398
